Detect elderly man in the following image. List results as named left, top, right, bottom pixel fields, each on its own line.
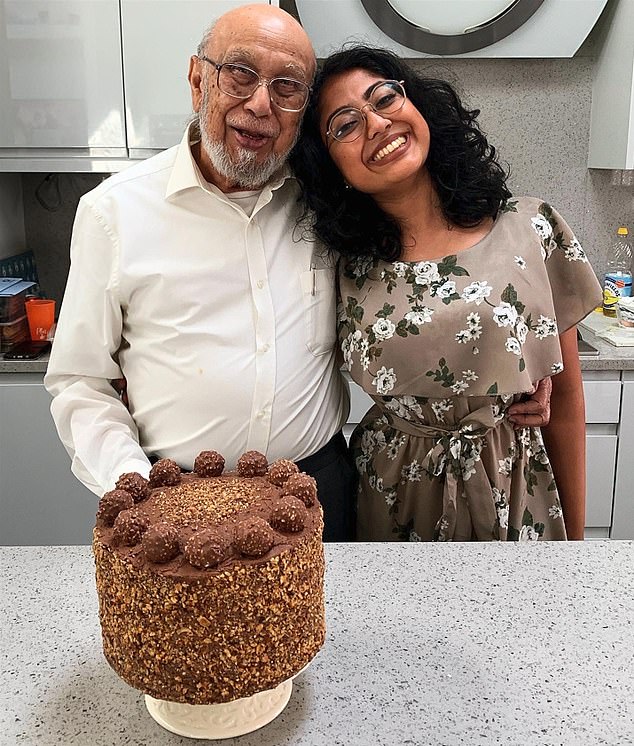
left=45, top=5, right=547, bottom=542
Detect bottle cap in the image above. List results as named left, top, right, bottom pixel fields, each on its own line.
left=617, top=226, right=629, bottom=236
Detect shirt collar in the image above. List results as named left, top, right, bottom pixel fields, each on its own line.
left=165, top=123, right=294, bottom=200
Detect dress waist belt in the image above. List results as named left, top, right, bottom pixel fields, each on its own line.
left=377, top=403, right=502, bottom=541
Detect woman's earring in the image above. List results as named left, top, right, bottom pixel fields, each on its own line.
left=344, top=182, right=351, bottom=190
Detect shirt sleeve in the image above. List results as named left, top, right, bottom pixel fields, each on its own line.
left=44, top=197, right=151, bottom=495
left=541, top=202, right=603, bottom=333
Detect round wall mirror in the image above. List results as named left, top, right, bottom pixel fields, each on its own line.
left=359, top=0, right=546, bottom=54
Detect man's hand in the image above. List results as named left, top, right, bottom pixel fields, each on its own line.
left=110, top=377, right=129, bottom=408
left=506, top=377, right=552, bottom=429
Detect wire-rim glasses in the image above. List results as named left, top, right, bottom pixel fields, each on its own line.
left=199, top=56, right=311, bottom=112
left=325, top=80, right=407, bottom=144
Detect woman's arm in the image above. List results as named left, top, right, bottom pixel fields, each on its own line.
left=540, top=326, right=586, bottom=540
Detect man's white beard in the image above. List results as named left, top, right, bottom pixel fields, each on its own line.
left=201, top=136, right=286, bottom=189
left=198, top=93, right=294, bottom=189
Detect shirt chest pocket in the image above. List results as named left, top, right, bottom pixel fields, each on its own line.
left=300, top=267, right=337, bottom=355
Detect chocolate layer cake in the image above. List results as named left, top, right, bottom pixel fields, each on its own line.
left=93, top=450, right=325, bottom=704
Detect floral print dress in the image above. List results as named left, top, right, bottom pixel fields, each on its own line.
left=338, top=198, right=602, bottom=542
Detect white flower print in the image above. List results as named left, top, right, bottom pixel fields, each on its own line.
left=374, top=431, right=387, bottom=452
left=368, top=475, right=384, bottom=492
left=531, top=214, right=553, bottom=240
left=472, top=346, right=480, bottom=355
left=372, top=366, right=397, bottom=395
left=355, top=452, right=371, bottom=474
left=498, top=456, right=513, bottom=476
left=549, top=504, right=563, bottom=520
left=405, top=307, right=434, bottom=325
left=515, top=317, right=529, bottom=345
left=493, top=302, right=519, bottom=328
left=401, top=460, right=424, bottom=482
left=517, top=428, right=531, bottom=447
left=341, top=335, right=353, bottom=370
left=431, top=399, right=453, bottom=422
left=412, top=261, right=441, bottom=286
left=372, top=318, right=396, bottom=341
left=462, top=370, right=478, bottom=382
left=451, top=380, right=469, bottom=395
left=534, top=446, right=550, bottom=465
left=493, top=487, right=509, bottom=529
left=384, top=490, right=397, bottom=507
left=519, top=525, right=540, bottom=542
left=535, top=315, right=558, bottom=339
left=409, top=530, right=422, bottom=542
left=359, top=343, right=371, bottom=371
left=434, top=280, right=456, bottom=298
left=514, top=256, right=527, bottom=269
left=393, top=261, right=409, bottom=277
left=505, top=337, right=522, bottom=356
left=551, top=362, right=564, bottom=374
left=497, top=505, right=509, bottom=529
left=387, top=435, right=407, bottom=460
left=461, top=281, right=493, bottom=305
left=564, top=237, right=587, bottom=262
left=466, top=312, right=481, bottom=329
left=361, top=430, right=375, bottom=453
left=385, top=395, right=423, bottom=421
left=455, top=330, right=471, bottom=344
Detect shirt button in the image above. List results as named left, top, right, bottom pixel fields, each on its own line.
left=257, top=279, right=265, bottom=289
left=260, top=343, right=270, bottom=353
left=256, top=410, right=265, bottom=420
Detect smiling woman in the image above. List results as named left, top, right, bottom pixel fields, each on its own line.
left=290, top=46, right=602, bottom=543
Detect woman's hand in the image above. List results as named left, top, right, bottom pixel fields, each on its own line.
left=506, top=377, right=552, bottom=429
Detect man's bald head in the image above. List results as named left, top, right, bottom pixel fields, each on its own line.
left=189, top=4, right=315, bottom=190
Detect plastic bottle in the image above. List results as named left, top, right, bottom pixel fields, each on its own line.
left=603, top=226, right=633, bottom=317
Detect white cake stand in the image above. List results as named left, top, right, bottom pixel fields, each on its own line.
left=144, top=664, right=308, bottom=739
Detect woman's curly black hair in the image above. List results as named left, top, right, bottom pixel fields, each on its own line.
left=290, top=46, right=512, bottom=262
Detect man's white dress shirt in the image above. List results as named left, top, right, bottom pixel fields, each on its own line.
left=44, top=129, right=348, bottom=495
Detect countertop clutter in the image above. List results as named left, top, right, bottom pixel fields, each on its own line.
left=2, top=542, right=633, bottom=745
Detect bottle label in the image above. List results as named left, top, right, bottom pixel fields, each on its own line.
left=603, top=273, right=633, bottom=317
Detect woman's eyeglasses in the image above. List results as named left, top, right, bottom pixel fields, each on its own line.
left=199, top=56, right=311, bottom=112
left=325, top=80, right=406, bottom=144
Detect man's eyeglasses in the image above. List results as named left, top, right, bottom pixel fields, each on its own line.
left=325, top=80, right=407, bottom=144
left=199, top=56, right=311, bottom=112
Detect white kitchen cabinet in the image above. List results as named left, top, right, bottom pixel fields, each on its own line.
left=120, top=0, right=271, bottom=156
left=0, top=373, right=97, bottom=545
left=344, top=371, right=620, bottom=537
left=0, top=0, right=126, bottom=155
left=611, top=372, right=634, bottom=539
left=587, top=0, right=634, bottom=169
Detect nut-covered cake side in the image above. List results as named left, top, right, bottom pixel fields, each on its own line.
left=92, top=451, right=325, bottom=704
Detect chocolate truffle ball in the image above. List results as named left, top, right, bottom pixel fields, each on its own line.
left=269, top=496, right=308, bottom=533
left=184, top=529, right=228, bottom=569
left=282, top=473, right=318, bottom=507
left=267, top=458, right=300, bottom=487
left=234, top=517, right=276, bottom=558
left=112, top=509, right=150, bottom=546
left=194, top=450, right=225, bottom=477
left=114, top=472, right=150, bottom=503
left=237, top=450, right=268, bottom=477
left=96, top=489, right=134, bottom=527
left=141, top=522, right=180, bottom=563
left=149, top=458, right=181, bottom=488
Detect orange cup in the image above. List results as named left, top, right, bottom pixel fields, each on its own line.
left=26, top=299, right=56, bottom=341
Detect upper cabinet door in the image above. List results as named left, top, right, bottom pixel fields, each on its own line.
left=0, top=0, right=125, bottom=152
left=121, top=0, right=271, bottom=155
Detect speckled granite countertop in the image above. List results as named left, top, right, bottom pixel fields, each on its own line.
left=2, top=542, right=633, bottom=745
left=2, top=329, right=634, bottom=374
